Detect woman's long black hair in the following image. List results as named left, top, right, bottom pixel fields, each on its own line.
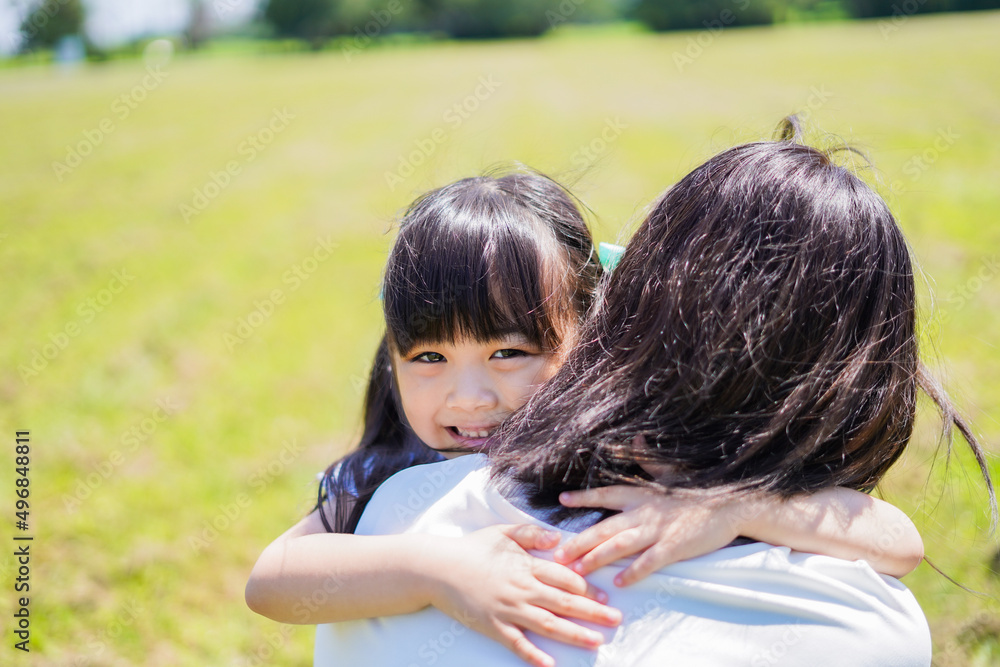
left=315, top=167, right=602, bottom=533
left=492, top=119, right=996, bottom=521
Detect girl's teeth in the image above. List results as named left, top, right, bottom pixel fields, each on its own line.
left=457, top=428, right=492, bottom=438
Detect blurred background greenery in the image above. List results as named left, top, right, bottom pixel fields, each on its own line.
left=2, top=1, right=999, bottom=665
left=6, top=0, right=1000, bottom=58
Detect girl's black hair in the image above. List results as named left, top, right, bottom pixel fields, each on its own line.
left=491, top=119, right=996, bottom=523
left=316, top=167, right=602, bottom=533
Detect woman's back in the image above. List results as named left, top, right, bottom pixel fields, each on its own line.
left=315, top=456, right=931, bottom=667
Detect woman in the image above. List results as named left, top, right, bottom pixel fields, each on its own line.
left=315, top=120, right=995, bottom=666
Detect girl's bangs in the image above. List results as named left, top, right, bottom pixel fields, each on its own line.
left=383, top=208, right=563, bottom=354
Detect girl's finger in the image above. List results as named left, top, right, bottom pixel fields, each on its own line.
left=619, top=526, right=734, bottom=586
left=501, top=524, right=561, bottom=551
left=496, top=624, right=556, bottom=667
left=577, top=526, right=651, bottom=576
left=559, top=485, right=642, bottom=511
left=527, top=579, right=622, bottom=627
left=516, top=608, right=606, bottom=651
left=531, top=560, right=607, bottom=602
left=554, top=513, right=636, bottom=564
left=615, top=541, right=682, bottom=587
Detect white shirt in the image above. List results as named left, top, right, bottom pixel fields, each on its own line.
left=315, top=454, right=931, bottom=666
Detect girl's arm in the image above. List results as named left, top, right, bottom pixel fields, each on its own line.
left=246, top=510, right=444, bottom=623
left=740, top=487, right=923, bottom=576
left=246, top=510, right=621, bottom=667
left=554, top=485, right=923, bottom=585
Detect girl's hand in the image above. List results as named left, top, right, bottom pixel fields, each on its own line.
left=554, top=486, right=749, bottom=587
left=556, top=484, right=924, bottom=584
left=426, top=524, right=623, bottom=667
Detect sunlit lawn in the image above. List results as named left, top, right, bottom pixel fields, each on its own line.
left=2, top=10, right=999, bottom=665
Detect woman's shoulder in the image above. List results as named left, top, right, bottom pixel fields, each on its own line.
left=355, top=454, right=490, bottom=535
left=600, top=542, right=932, bottom=665
left=377, top=453, right=489, bottom=495
left=669, top=541, right=928, bottom=612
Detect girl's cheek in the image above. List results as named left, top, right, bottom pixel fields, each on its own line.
left=514, top=359, right=557, bottom=403
left=534, top=354, right=561, bottom=384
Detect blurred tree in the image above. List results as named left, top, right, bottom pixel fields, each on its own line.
left=570, top=0, right=634, bottom=24
left=841, top=0, right=950, bottom=17
left=414, top=0, right=563, bottom=38
left=950, top=0, right=1000, bottom=8
left=541, top=0, right=634, bottom=28
left=631, top=0, right=776, bottom=30
left=263, top=0, right=1000, bottom=45
left=186, top=0, right=213, bottom=49
left=335, top=0, right=425, bottom=35
left=19, top=0, right=86, bottom=52
left=772, top=0, right=851, bottom=22
left=263, top=0, right=339, bottom=47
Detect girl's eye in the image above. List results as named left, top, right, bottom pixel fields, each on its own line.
left=491, top=349, right=526, bottom=359
left=413, top=352, right=445, bottom=363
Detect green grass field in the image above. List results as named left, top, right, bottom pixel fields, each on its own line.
left=2, top=10, right=999, bottom=666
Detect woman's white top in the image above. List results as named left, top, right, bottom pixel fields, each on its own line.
left=315, top=454, right=931, bottom=666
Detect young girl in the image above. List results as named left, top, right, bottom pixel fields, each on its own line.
left=246, top=167, right=926, bottom=667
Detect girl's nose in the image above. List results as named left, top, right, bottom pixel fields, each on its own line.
left=445, top=371, right=499, bottom=411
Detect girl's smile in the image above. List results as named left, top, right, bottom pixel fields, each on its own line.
left=391, top=335, right=562, bottom=458
left=446, top=425, right=501, bottom=450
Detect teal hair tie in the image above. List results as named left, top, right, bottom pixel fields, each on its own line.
left=598, top=242, right=625, bottom=271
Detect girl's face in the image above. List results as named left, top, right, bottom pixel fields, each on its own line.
left=391, top=334, right=564, bottom=458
